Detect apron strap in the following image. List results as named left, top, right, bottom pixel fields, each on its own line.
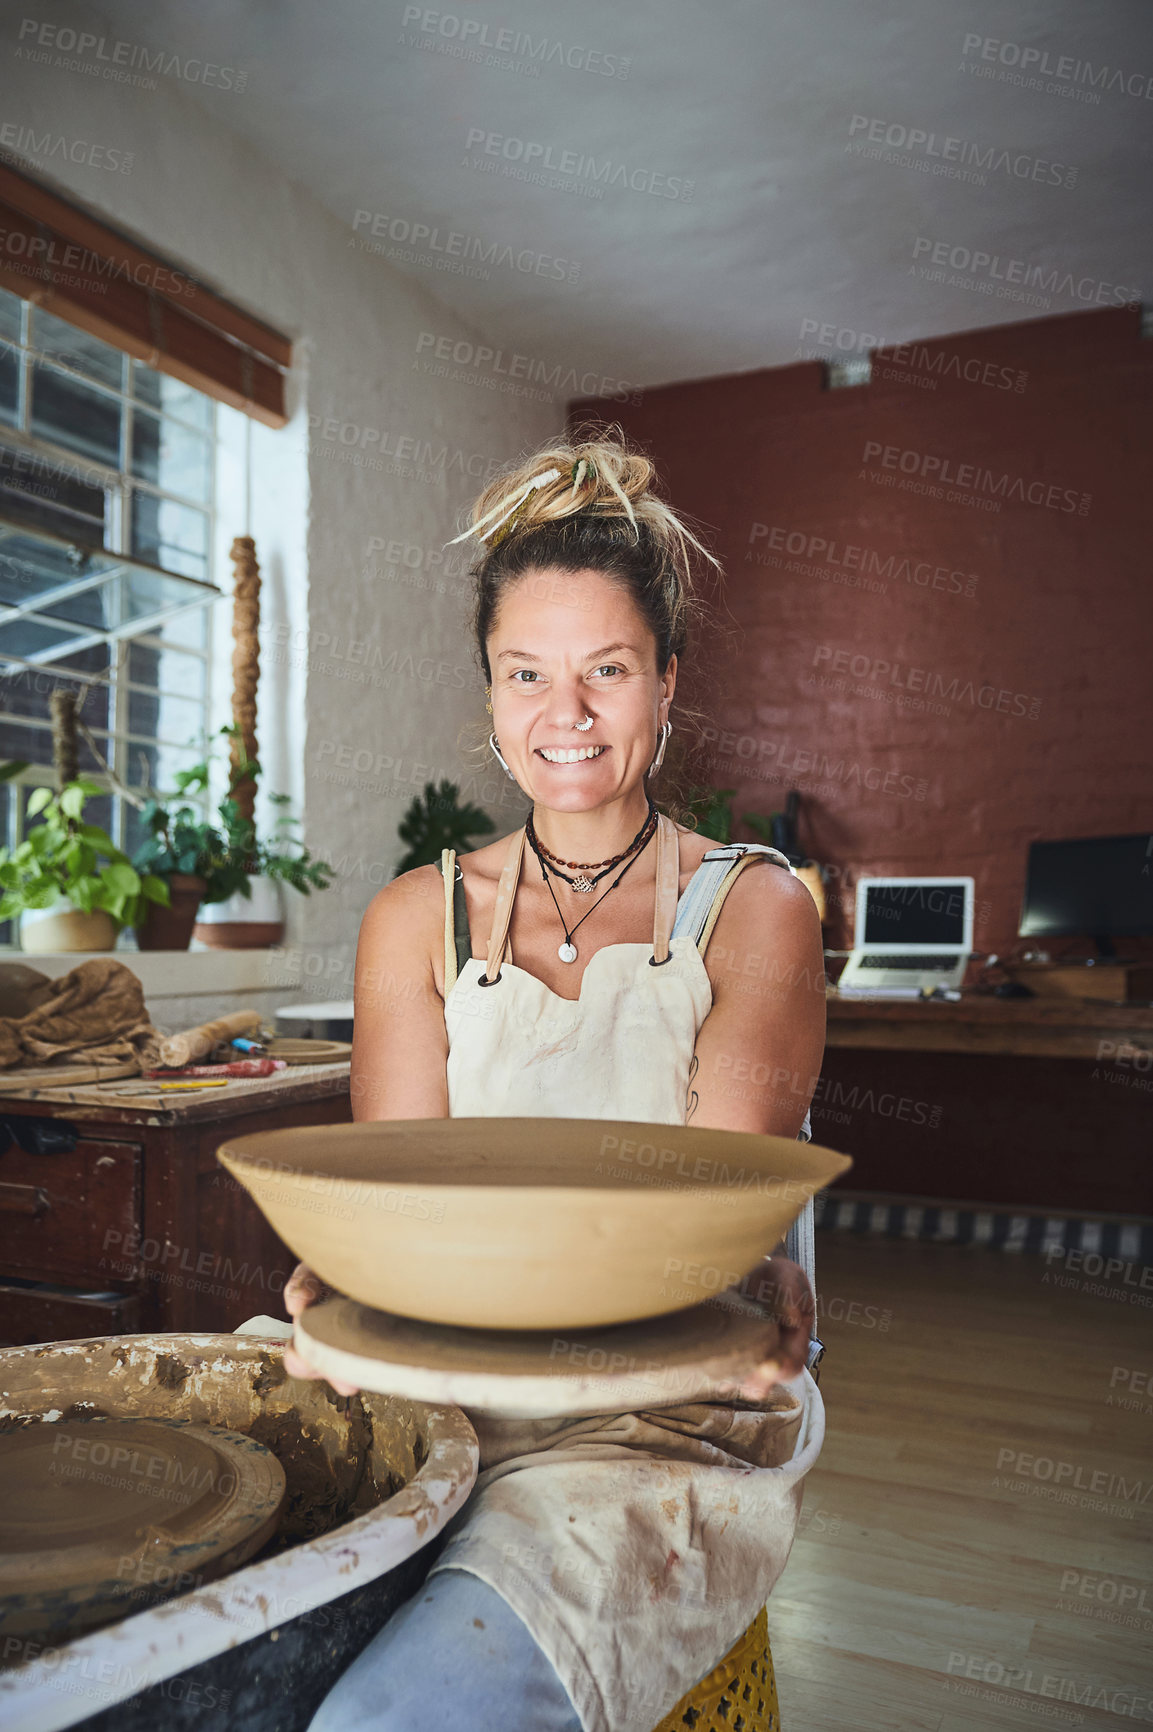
left=482, top=811, right=680, bottom=978
left=439, top=849, right=473, bottom=994
left=440, top=848, right=457, bottom=992
left=650, top=812, right=681, bottom=964
left=483, top=826, right=527, bottom=982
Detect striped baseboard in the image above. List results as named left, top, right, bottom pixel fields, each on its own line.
left=814, top=1190, right=1153, bottom=1264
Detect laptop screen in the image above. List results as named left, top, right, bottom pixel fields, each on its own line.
left=863, top=882, right=968, bottom=947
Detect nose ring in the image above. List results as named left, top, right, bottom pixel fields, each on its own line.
left=573, top=714, right=594, bottom=731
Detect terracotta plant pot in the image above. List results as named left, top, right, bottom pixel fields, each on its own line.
left=134, top=874, right=207, bottom=952
left=193, top=876, right=285, bottom=949
left=19, top=899, right=118, bottom=954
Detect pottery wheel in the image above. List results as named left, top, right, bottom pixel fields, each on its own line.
left=266, top=1038, right=352, bottom=1065
left=296, top=1291, right=786, bottom=1417
left=0, top=1417, right=287, bottom=1641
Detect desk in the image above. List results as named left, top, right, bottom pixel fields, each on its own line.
left=816, top=995, right=1153, bottom=1217
left=0, top=1064, right=351, bottom=1346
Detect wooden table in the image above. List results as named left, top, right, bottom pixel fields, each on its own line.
left=0, top=1064, right=351, bottom=1346
left=826, top=992, right=1153, bottom=1061
left=817, top=994, right=1153, bottom=1216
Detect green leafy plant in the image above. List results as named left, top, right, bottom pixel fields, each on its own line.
left=742, top=811, right=776, bottom=847
left=0, top=773, right=169, bottom=929
left=132, top=729, right=333, bottom=902
left=131, top=763, right=234, bottom=903
left=683, top=785, right=736, bottom=844
left=394, top=780, right=497, bottom=874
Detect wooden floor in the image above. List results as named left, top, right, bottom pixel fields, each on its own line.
left=770, top=1234, right=1153, bottom=1731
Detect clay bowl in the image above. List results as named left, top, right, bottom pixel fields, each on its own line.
left=217, top=1117, right=852, bottom=1330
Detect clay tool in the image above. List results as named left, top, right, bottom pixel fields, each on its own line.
left=230, top=1037, right=267, bottom=1055
left=158, top=1078, right=231, bottom=1092
left=144, top=1060, right=287, bottom=1080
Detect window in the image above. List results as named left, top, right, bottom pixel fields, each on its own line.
left=0, top=288, right=222, bottom=876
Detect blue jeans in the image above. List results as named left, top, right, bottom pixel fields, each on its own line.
left=308, top=1566, right=584, bottom=1732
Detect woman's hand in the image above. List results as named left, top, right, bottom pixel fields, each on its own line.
left=728, top=1255, right=815, bottom=1400
left=282, top=1261, right=360, bottom=1397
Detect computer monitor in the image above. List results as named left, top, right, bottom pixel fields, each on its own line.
left=1019, top=834, right=1153, bottom=956
left=855, top=878, right=973, bottom=951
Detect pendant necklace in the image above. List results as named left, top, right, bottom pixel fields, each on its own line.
left=526, top=801, right=657, bottom=963
left=522, top=800, right=650, bottom=900
left=526, top=801, right=656, bottom=894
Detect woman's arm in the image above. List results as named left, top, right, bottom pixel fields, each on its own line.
left=690, top=862, right=826, bottom=1136
left=283, top=866, right=450, bottom=1387
left=349, top=865, right=452, bottom=1122
left=687, top=864, right=827, bottom=1394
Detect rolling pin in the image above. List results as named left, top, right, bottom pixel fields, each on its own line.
left=155, top=1011, right=263, bottom=1069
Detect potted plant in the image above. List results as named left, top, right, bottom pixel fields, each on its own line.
left=64, top=711, right=234, bottom=954
left=394, top=779, right=496, bottom=874
left=130, top=763, right=226, bottom=951
left=684, top=785, right=737, bottom=844
left=190, top=727, right=332, bottom=949
left=189, top=537, right=331, bottom=947
left=0, top=770, right=169, bottom=953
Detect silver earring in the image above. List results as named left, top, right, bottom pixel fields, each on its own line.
left=648, top=718, right=672, bottom=776
left=489, top=732, right=517, bottom=781
left=573, top=714, right=594, bottom=731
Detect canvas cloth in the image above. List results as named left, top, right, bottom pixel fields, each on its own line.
left=0, top=957, right=159, bottom=1070
left=429, top=816, right=823, bottom=1732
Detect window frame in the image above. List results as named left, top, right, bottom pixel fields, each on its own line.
left=0, top=291, right=222, bottom=860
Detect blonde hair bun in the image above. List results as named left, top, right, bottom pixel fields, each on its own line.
left=458, top=422, right=721, bottom=579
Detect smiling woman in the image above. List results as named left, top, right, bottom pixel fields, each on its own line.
left=290, top=428, right=826, bottom=1732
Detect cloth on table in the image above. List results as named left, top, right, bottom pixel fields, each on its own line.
left=0, top=957, right=160, bottom=1071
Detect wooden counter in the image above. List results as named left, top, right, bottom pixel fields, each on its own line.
left=817, top=994, right=1152, bottom=1217
left=826, top=991, right=1153, bottom=1061
left=0, top=1064, right=351, bottom=1346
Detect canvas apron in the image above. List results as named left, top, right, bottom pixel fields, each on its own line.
left=430, top=815, right=824, bottom=1732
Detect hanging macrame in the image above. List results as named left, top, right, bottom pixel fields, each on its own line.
left=229, top=535, right=261, bottom=839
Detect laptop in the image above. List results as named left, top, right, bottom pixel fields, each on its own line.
left=837, top=876, right=975, bottom=998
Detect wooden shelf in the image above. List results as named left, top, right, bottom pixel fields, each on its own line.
left=826, top=992, right=1153, bottom=1060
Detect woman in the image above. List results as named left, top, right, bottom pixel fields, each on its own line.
left=287, top=432, right=827, bottom=1732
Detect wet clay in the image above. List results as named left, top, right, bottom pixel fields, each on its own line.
left=0, top=1334, right=436, bottom=1650
left=0, top=1417, right=286, bottom=1644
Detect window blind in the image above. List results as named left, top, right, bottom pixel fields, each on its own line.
left=0, top=163, right=290, bottom=426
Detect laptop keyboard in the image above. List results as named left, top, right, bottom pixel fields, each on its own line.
left=859, top=954, right=960, bottom=970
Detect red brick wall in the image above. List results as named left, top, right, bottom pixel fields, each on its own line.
left=573, top=307, right=1153, bottom=957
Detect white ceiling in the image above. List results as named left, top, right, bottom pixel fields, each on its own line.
left=98, top=0, right=1153, bottom=386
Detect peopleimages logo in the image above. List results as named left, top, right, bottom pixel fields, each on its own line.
left=860, top=439, right=1092, bottom=516
left=910, top=236, right=1140, bottom=308
left=846, top=114, right=1078, bottom=189
left=352, top=210, right=580, bottom=284
left=0, top=122, right=132, bottom=173
left=413, top=332, right=639, bottom=405
left=0, top=225, right=193, bottom=296
left=961, top=32, right=1153, bottom=101
left=400, top=8, right=631, bottom=78
left=811, top=645, right=1042, bottom=722
left=462, top=128, right=694, bottom=201
left=15, top=19, right=248, bottom=91
left=746, top=523, right=980, bottom=596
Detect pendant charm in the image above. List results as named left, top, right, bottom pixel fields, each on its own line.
left=570, top=875, right=595, bottom=893
left=558, top=941, right=578, bottom=963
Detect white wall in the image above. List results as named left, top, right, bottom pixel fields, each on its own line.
left=0, top=9, right=554, bottom=1008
